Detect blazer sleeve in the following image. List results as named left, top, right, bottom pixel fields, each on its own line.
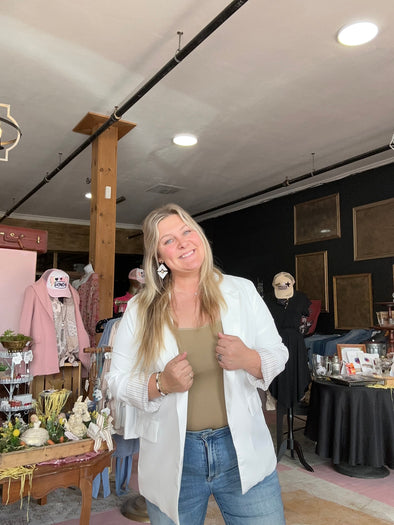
left=106, top=301, right=161, bottom=414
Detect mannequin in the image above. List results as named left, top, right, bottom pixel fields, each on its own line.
left=19, top=269, right=90, bottom=377
left=72, top=263, right=95, bottom=290
left=113, top=268, right=145, bottom=315
left=73, top=264, right=99, bottom=346
left=265, top=271, right=313, bottom=471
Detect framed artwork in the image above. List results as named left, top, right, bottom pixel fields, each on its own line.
left=294, top=193, right=341, bottom=245
left=295, top=251, right=329, bottom=312
left=333, top=273, right=373, bottom=330
left=353, top=197, right=394, bottom=261
left=336, top=343, right=366, bottom=362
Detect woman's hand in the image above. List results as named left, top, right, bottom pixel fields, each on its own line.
left=215, top=333, right=262, bottom=378
left=160, top=352, right=194, bottom=394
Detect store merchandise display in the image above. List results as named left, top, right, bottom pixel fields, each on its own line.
left=0, top=347, right=33, bottom=419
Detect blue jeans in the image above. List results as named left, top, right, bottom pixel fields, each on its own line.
left=146, top=426, right=285, bottom=525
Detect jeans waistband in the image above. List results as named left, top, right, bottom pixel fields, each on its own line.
left=186, top=425, right=230, bottom=441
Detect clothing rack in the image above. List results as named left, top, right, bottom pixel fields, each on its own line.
left=95, top=314, right=122, bottom=333
left=83, top=346, right=111, bottom=399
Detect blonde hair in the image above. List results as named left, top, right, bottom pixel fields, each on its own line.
left=135, top=203, right=225, bottom=371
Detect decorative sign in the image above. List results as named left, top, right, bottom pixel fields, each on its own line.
left=0, top=103, right=22, bottom=161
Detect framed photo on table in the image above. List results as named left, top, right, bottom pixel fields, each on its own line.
left=295, top=250, right=329, bottom=312
left=294, top=193, right=341, bottom=245
left=333, top=273, right=373, bottom=330
left=336, top=343, right=366, bottom=362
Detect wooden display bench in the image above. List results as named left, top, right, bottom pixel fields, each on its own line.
left=31, top=362, right=82, bottom=412
left=0, top=439, right=111, bottom=525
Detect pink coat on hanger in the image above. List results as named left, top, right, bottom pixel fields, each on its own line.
left=19, top=269, right=90, bottom=377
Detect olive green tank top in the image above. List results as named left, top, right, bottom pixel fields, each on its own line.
left=175, top=320, right=227, bottom=431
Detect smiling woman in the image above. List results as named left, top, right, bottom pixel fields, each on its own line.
left=106, top=203, right=289, bottom=525
left=157, top=214, right=205, bottom=281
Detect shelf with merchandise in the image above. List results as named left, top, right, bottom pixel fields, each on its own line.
left=0, top=348, right=34, bottom=421
left=0, top=376, right=33, bottom=385
left=0, top=399, right=34, bottom=412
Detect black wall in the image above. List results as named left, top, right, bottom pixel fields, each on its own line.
left=200, top=164, right=394, bottom=333
left=114, top=253, right=144, bottom=298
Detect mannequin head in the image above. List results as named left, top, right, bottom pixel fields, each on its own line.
left=84, top=263, right=94, bottom=275
left=46, top=269, right=71, bottom=298
left=272, top=271, right=295, bottom=299
left=128, top=268, right=145, bottom=295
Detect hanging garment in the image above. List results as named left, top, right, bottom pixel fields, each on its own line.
left=50, top=296, right=80, bottom=367
left=77, top=272, right=100, bottom=346
left=19, top=269, right=90, bottom=377
left=112, top=434, right=140, bottom=496
left=98, top=318, right=121, bottom=347
left=266, top=291, right=311, bottom=408
left=100, top=348, right=140, bottom=496
left=92, top=466, right=111, bottom=499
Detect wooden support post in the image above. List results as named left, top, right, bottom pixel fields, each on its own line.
left=73, top=112, right=136, bottom=320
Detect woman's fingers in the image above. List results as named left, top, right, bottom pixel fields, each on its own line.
left=162, top=354, right=193, bottom=392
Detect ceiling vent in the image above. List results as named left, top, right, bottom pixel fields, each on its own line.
left=146, top=184, right=183, bottom=195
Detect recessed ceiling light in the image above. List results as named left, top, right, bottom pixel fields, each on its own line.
left=337, top=22, right=378, bottom=46
left=172, top=133, right=198, bottom=146
left=85, top=192, right=92, bottom=199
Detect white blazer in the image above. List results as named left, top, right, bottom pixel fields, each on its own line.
left=107, top=275, right=288, bottom=525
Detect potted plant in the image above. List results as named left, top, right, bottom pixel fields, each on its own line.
left=0, top=329, right=33, bottom=352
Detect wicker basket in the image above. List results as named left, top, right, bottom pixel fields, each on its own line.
left=1, top=340, right=31, bottom=353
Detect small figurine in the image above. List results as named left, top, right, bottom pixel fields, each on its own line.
left=21, top=414, right=49, bottom=446
left=64, top=396, right=91, bottom=439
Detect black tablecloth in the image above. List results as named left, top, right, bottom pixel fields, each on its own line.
left=305, top=380, right=394, bottom=468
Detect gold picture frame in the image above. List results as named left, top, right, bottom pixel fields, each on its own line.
left=336, top=343, right=366, bottom=362
left=295, top=251, right=329, bottom=312
left=353, top=197, right=394, bottom=261
left=294, top=193, right=341, bottom=245
left=333, top=273, right=373, bottom=330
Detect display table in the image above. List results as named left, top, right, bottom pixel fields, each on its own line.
left=305, top=379, right=394, bottom=478
left=0, top=448, right=112, bottom=525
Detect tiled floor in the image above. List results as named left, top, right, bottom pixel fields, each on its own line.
left=2, top=410, right=394, bottom=524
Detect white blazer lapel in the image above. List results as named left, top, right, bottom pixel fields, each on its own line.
left=220, top=280, right=242, bottom=337
left=157, top=324, right=180, bottom=369
left=219, top=281, right=243, bottom=403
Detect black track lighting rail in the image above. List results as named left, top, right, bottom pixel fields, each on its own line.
left=0, top=0, right=249, bottom=223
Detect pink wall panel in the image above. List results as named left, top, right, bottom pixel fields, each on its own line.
left=0, top=248, right=37, bottom=336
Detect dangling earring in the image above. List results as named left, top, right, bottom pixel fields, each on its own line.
left=157, top=262, right=169, bottom=279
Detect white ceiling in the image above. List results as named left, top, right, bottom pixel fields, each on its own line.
left=1, top=0, right=394, bottom=227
